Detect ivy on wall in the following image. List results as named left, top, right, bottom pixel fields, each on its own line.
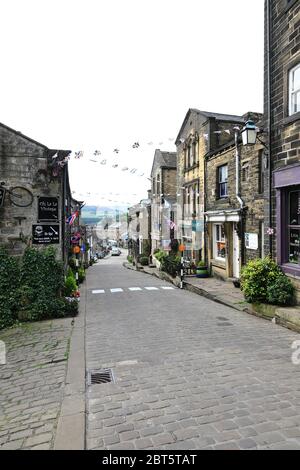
left=0, top=246, right=78, bottom=330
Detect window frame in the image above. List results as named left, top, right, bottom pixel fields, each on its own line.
left=213, top=223, right=226, bottom=261
left=218, top=164, right=228, bottom=198
left=289, top=63, right=300, bottom=116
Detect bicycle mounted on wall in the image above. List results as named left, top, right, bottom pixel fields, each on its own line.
left=0, top=182, right=34, bottom=208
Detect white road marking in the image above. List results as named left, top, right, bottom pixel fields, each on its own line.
left=92, top=287, right=175, bottom=294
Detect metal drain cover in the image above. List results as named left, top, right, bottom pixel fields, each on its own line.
left=217, top=316, right=229, bottom=321
left=217, top=322, right=233, bottom=326
left=87, top=368, right=115, bottom=386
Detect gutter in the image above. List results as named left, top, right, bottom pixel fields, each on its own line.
left=235, top=129, right=245, bottom=268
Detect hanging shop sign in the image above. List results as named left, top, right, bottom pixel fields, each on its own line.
left=73, top=246, right=81, bottom=254
left=38, top=197, right=59, bottom=222
left=32, top=224, right=59, bottom=244
left=245, top=232, right=258, bottom=250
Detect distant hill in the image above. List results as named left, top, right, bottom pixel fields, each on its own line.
left=81, top=206, right=127, bottom=224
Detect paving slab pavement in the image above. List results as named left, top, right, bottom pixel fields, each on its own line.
left=0, top=317, right=73, bottom=450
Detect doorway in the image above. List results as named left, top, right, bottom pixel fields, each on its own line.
left=232, top=226, right=240, bottom=278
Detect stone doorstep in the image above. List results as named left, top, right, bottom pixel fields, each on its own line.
left=123, top=263, right=300, bottom=334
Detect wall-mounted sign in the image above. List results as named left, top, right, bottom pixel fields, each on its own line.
left=38, top=197, right=59, bottom=222
left=32, top=224, right=59, bottom=244
left=0, top=187, right=5, bottom=208
left=245, top=232, right=258, bottom=250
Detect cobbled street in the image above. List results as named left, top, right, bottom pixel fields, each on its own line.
left=85, top=251, right=300, bottom=450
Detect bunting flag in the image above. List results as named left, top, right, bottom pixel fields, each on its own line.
left=113, top=148, right=119, bottom=153
left=94, top=150, right=101, bottom=156
left=66, top=211, right=79, bottom=225
left=132, top=142, right=140, bottom=148
left=74, top=151, right=84, bottom=159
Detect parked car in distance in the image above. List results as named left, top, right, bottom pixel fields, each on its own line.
left=93, top=255, right=98, bottom=262
left=111, top=247, right=121, bottom=256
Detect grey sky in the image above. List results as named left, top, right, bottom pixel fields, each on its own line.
left=0, top=0, right=264, bottom=207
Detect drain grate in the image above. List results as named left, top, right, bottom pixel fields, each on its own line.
left=87, top=368, right=115, bottom=386
left=217, top=316, right=229, bottom=321
left=217, top=322, right=233, bottom=327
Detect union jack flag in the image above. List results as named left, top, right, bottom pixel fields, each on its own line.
left=66, top=211, right=78, bottom=225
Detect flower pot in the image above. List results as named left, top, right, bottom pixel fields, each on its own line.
left=196, top=267, right=209, bottom=278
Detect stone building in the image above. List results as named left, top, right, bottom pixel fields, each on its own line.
left=0, top=121, right=79, bottom=270
left=175, top=108, right=249, bottom=263
left=128, top=196, right=151, bottom=263
left=205, top=116, right=264, bottom=280
left=264, top=0, right=300, bottom=292
left=150, top=149, right=177, bottom=255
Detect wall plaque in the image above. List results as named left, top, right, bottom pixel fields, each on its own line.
left=38, top=197, right=59, bottom=222
left=32, top=224, right=60, bottom=244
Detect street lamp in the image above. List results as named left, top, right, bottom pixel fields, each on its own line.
left=241, top=120, right=258, bottom=146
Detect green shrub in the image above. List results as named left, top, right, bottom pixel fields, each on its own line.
left=64, top=268, right=77, bottom=296
left=127, top=255, right=133, bottom=263
left=78, top=267, right=85, bottom=284
left=161, top=254, right=180, bottom=278
left=62, top=298, right=79, bottom=316
left=197, top=260, right=207, bottom=268
left=154, top=250, right=168, bottom=262
left=139, top=256, right=149, bottom=266
left=266, top=275, right=294, bottom=306
left=0, top=247, right=20, bottom=329
left=241, top=257, right=295, bottom=305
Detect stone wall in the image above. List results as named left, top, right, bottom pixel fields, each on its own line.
left=264, top=0, right=300, bottom=256
left=206, top=140, right=265, bottom=268
left=0, top=124, right=66, bottom=258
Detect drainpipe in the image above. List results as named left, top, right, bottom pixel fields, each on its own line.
left=235, top=130, right=245, bottom=267
left=267, top=0, right=273, bottom=257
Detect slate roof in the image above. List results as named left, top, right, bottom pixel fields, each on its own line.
left=150, top=149, right=177, bottom=177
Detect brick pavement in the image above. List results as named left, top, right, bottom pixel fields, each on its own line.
left=0, top=318, right=73, bottom=450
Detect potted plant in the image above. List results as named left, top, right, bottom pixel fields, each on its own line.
left=196, top=260, right=209, bottom=278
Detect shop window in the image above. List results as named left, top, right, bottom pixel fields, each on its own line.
left=288, top=189, right=300, bottom=264
left=214, top=223, right=226, bottom=260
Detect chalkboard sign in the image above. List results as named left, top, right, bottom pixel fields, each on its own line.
left=38, top=197, right=59, bottom=221
left=0, top=187, right=5, bottom=208
left=32, top=224, right=60, bottom=244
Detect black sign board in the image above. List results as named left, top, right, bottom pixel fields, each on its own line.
left=32, top=224, right=60, bottom=245
left=0, top=187, right=5, bottom=208
left=38, top=197, right=59, bottom=222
